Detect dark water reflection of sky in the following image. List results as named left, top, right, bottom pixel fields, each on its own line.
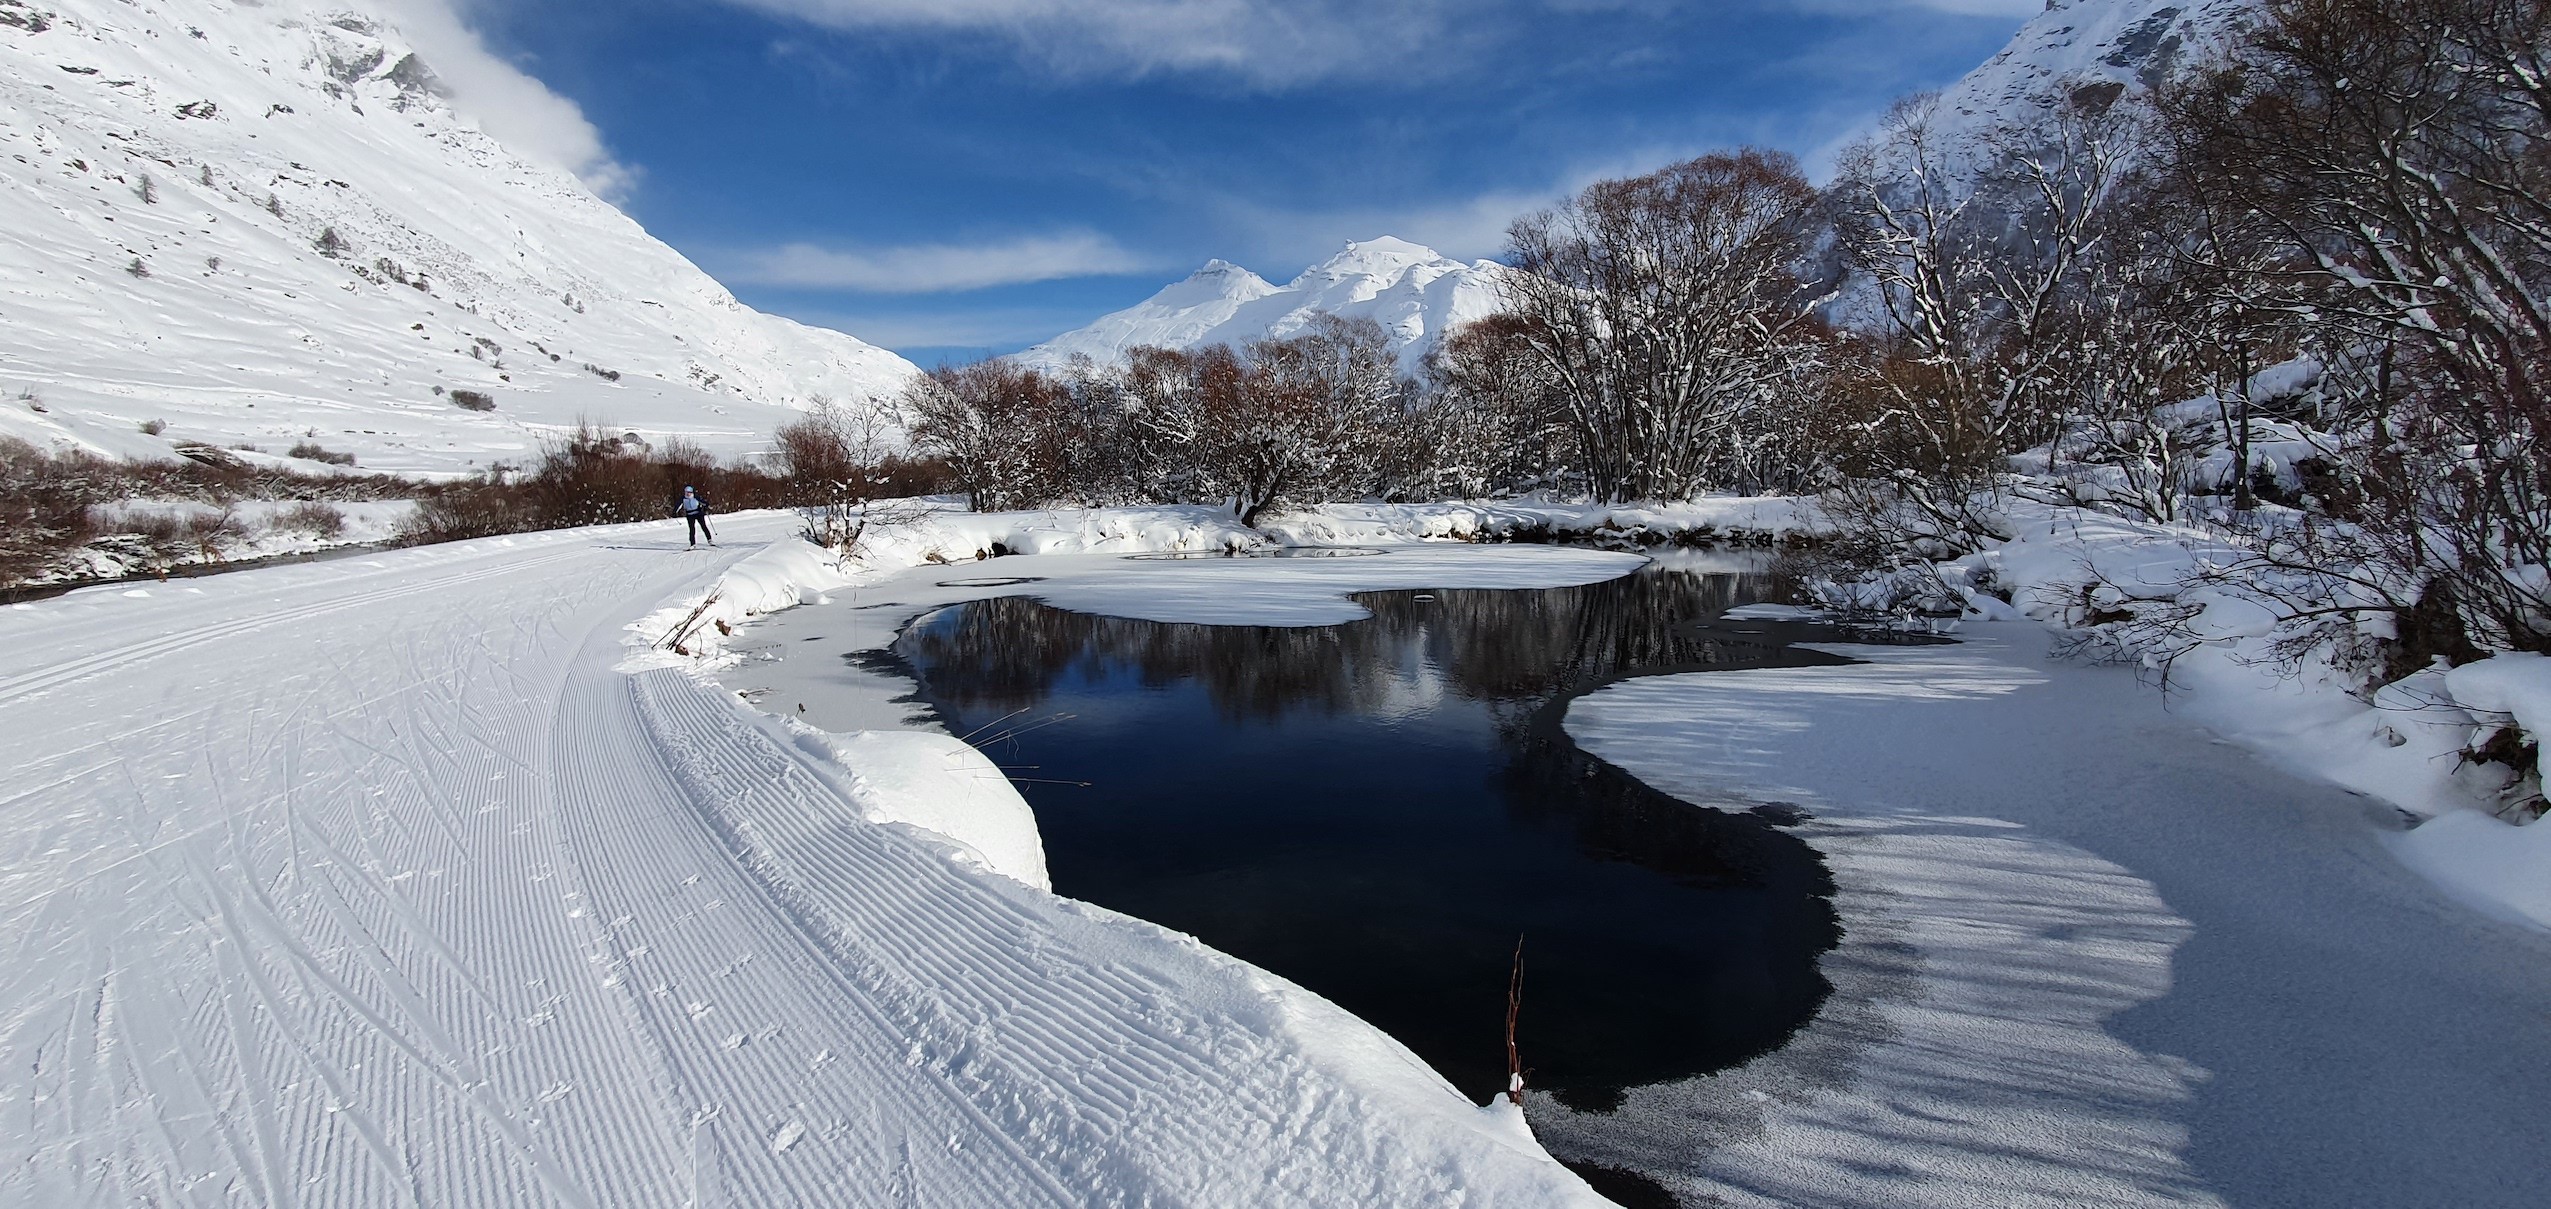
left=889, top=562, right=1843, bottom=1115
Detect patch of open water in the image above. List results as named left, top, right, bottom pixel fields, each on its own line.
left=869, top=559, right=1865, bottom=1199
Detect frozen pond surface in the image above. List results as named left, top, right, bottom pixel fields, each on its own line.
left=882, top=560, right=1843, bottom=1123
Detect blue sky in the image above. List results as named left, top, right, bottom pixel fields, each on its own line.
left=437, top=0, right=2037, bottom=366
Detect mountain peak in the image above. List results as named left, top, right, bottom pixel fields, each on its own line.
left=1295, top=236, right=1452, bottom=285
left=1334, top=235, right=1442, bottom=262
left=1022, top=235, right=1502, bottom=374
left=1155, top=260, right=1279, bottom=306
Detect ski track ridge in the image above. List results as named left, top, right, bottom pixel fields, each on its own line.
left=0, top=519, right=1590, bottom=1207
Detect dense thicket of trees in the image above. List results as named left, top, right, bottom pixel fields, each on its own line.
left=1502, top=149, right=1830, bottom=500
left=906, top=315, right=1414, bottom=524
left=891, top=0, right=2549, bottom=658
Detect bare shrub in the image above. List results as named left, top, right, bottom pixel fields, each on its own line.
left=449, top=389, right=496, bottom=412
left=0, top=438, right=98, bottom=584
left=138, top=419, right=165, bottom=435
left=1414, top=314, right=1579, bottom=498
left=274, top=501, right=347, bottom=539
left=101, top=504, right=247, bottom=568
left=400, top=480, right=537, bottom=543
left=286, top=440, right=356, bottom=466
left=396, top=415, right=948, bottom=548
left=774, top=396, right=905, bottom=550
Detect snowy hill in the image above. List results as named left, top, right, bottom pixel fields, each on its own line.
left=0, top=0, right=919, bottom=476
left=1909, top=0, right=2255, bottom=175
left=1021, top=236, right=1510, bottom=374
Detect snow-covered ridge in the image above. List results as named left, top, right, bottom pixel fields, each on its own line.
left=0, top=0, right=919, bottom=475
left=1912, top=0, right=2256, bottom=176
left=1020, top=236, right=1510, bottom=373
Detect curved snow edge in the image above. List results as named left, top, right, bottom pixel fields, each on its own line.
left=612, top=510, right=1605, bottom=1195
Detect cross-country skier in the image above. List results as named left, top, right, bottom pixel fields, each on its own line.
left=675, top=484, right=714, bottom=547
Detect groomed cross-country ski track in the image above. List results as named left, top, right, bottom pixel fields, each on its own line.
left=0, top=514, right=1597, bottom=1207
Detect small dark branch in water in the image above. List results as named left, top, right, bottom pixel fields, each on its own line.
left=970, top=711, right=1082, bottom=749
left=957, top=706, right=1035, bottom=744
left=1506, top=934, right=1526, bottom=1106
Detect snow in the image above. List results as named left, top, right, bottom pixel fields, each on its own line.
left=1260, top=496, right=1823, bottom=546
left=0, top=509, right=1610, bottom=1204
left=788, top=727, right=1052, bottom=892
left=0, top=0, right=916, bottom=474
left=1553, top=632, right=2551, bottom=1208
left=1912, top=0, right=2255, bottom=179
left=1902, top=501, right=2551, bottom=928
left=1019, top=237, right=1511, bottom=373
left=2446, top=651, right=2551, bottom=748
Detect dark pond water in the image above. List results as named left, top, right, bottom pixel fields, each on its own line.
left=882, top=560, right=1850, bottom=1134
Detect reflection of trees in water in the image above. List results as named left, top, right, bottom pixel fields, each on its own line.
left=902, top=566, right=1840, bottom=900
left=899, top=597, right=1404, bottom=722
left=899, top=567, right=1845, bottom=1111
left=901, top=569, right=1784, bottom=724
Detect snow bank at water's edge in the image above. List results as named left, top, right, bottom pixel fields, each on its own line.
left=617, top=506, right=1638, bottom=1186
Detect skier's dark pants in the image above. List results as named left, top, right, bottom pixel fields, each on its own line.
left=686, top=514, right=713, bottom=544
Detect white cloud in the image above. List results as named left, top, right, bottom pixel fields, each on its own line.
left=727, top=231, right=1155, bottom=293
left=716, top=1, right=2035, bottom=87
left=715, top=0, right=1478, bottom=87
left=373, top=0, right=639, bottom=199
left=1203, top=136, right=1793, bottom=268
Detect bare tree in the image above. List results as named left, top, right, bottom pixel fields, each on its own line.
left=2163, top=0, right=2551, bottom=654
left=1205, top=314, right=1407, bottom=525
left=1416, top=314, right=1580, bottom=498
left=772, top=395, right=902, bottom=550
left=1503, top=149, right=1826, bottom=501
left=901, top=360, right=1076, bottom=512
left=1831, top=92, right=2134, bottom=546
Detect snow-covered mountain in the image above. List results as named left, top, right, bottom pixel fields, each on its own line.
left=1913, top=0, right=2256, bottom=174
left=0, top=0, right=919, bottom=475
left=1020, top=237, right=1509, bottom=374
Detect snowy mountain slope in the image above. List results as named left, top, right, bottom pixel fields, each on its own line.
left=0, top=516, right=1605, bottom=1206
left=1021, top=236, right=1510, bottom=373
left=1813, top=0, right=2258, bottom=327
left=0, top=0, right=918, bottom=476
left=1901, top=0, right=2256, bottom=178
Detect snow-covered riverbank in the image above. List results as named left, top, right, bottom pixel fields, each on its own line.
left=1551, top=628, right=2551, bottom=1208
left=0, top=511, right=1608, bottom=1206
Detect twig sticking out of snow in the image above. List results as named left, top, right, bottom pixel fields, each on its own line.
left=1505, top=935, right=1527, bottom=1106
left=663, top=591, right=721, bottom=656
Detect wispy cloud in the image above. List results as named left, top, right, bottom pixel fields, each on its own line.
left=1201, top=132, right=1828, bottom=269
left=376, top=0, right=639, bottom=198
left=715, top=0, right=1488, bottom=87
left=727, top=231, right=1155, bottom=293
